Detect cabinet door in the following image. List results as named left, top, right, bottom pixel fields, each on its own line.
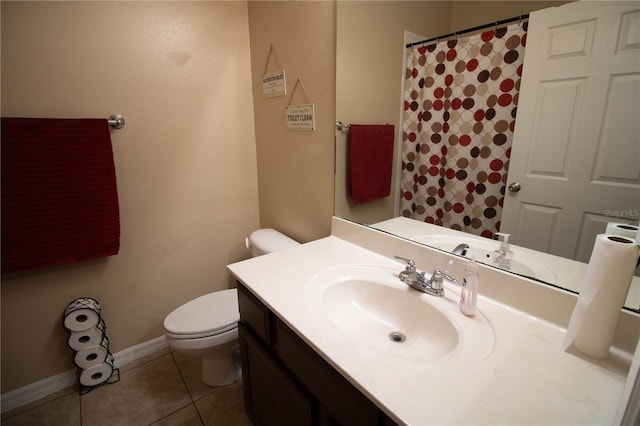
left=239, top=324, right=312, bottom=426
left=274, top=319, right=385, bottom=426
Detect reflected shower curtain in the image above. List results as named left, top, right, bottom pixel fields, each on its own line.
left=400, top=22, right=527, bottom=239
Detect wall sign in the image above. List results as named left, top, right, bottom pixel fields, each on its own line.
left=285, top=78, right=315, bottom=131
left=262, top=70, right=286, bottom=98
left=286, top=103, right=315, bottom=130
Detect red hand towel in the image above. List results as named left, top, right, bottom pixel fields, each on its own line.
left=1, top=118, right=120, bottom=274
left=348, top=124, right=395, bottom=204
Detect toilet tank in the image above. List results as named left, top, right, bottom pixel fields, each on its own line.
left=247, top=228, right=300, bottom=257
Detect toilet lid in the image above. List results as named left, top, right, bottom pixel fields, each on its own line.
left=164, top=289, right=239, bottom=338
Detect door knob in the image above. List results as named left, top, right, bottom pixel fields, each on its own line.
left=508, top=182, right=521, bottom=192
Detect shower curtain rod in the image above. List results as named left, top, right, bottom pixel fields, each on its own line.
left=406, top=13, right=529, bottom=49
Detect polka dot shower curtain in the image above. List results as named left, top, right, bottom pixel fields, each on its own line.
left=400, top=22, right=527, bottom=239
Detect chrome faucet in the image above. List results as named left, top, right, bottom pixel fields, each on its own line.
left=395, top=257, right=457, bottom=297
left=452, top=243, right=469, bottom=256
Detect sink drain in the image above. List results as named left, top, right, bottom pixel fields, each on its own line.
left=388, top=331, right=405, bottom=343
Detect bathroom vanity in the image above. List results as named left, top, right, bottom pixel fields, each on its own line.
left=237, top=282, right=396, bottom=425
left=228, top=218, right=639, bottom=425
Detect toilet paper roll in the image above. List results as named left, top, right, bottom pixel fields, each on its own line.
left=78, top=363, right=113, bottom=387
left=606, top=222, right=639, bottom=240
left=67, top=320, right=105, bottom=351
left=63, top=298, right=101, bottom=332
left=73, top=339, right=109, bottom=369
left=563, top=234, right=639, bottom=359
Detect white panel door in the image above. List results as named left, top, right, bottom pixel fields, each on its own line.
left=501, top=1, right=640, bottom=261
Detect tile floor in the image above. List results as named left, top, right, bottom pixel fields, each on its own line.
left=1, top=348, right=252, bottom=426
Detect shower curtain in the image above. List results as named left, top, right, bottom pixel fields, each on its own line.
left=400, top=22, right=527, bottom=239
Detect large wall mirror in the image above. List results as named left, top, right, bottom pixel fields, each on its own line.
left=335, top=1, right=640, bottom=311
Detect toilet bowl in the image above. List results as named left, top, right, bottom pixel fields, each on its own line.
left=163, top=229, right=299, bottom=386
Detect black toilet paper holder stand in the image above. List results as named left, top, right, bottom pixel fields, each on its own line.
left=62, top=297, right=120, bottom=395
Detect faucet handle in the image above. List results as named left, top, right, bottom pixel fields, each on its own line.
left=394, top=256, right=416, bottom=272
left=429, top=269, right=457, bottom=287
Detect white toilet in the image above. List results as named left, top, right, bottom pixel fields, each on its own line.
left=163, top=229, right=299, bottom=386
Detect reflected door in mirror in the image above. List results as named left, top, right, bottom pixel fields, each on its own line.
left=501, top=1, right=640, bottom=262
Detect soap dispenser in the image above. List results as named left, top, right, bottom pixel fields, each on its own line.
left=459, top=254, right=479, bottom=317
left=493, top=232, right=513, bottom=271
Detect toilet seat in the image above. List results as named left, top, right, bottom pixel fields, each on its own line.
left=164, top=289, right=239, bottom=340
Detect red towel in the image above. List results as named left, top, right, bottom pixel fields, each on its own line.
left=348, top=124, right=395, bottom=204
left=1, top=118, right=120, bottom=274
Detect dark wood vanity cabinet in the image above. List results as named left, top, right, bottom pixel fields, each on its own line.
left=237, top=282, right=398, bottom=426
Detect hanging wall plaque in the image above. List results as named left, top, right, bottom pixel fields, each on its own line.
left=286, top=103, right=315, bottom=130
left=261, top=45, right=286, bottom=98
left=285, top=78, right=315, bottom=131
left=262, top=70, right=287, bottom=98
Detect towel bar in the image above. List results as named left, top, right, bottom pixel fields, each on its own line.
left=107, top=114, right=125, bottom=129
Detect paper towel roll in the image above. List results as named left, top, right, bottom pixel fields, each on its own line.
left=67, top=321, right=105, bottom=351
left=563, top=234, right=638, bottom=359
left=63, top=298, right=101, bottom=332
left=74, top=340, right=109, bottom=369
left=79, top=363, right=113, bottom=387
left=606, top=222, right=639, bottom=240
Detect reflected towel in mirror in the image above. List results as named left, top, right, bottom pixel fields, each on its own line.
left=348, top=124, right=394, bottom=205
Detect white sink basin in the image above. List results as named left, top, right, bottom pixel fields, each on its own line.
left=413, top=234, right=557, bottom=284
left=304, top=264, right=495, bottom=364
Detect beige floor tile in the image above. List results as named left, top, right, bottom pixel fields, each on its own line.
left=1, top=391, right=81, bottom=426
left=151, top=404, right=203, bottom=426
left=194, top=382, right=251, bottom=426
left=1, top=385, right=78, bottom=420
left=2, top=349, right=249, bottom=426
left=81, top=353, right=192, bottom=426
left=170, top=351, right=217, bottom=401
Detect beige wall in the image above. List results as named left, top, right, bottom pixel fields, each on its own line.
left=450, top=1, right=570, bottom=30
left=1, top=1, right=259, bottom=392
left=247, top=1, right=335, bottom=243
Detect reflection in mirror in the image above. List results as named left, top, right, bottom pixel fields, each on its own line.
left=335, top=1, right=639, bottom=311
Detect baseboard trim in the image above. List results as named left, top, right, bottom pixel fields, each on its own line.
left=111, top=335, right=168, bottom=369
left=1, top=335, right=168, bottom=414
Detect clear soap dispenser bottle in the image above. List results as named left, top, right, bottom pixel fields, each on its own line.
left=493, top=232, right=513, bottom=271
left=459, top=254, right=479, bottom=317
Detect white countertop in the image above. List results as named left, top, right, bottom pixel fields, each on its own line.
left=228, top=225, right=632, bottom=425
